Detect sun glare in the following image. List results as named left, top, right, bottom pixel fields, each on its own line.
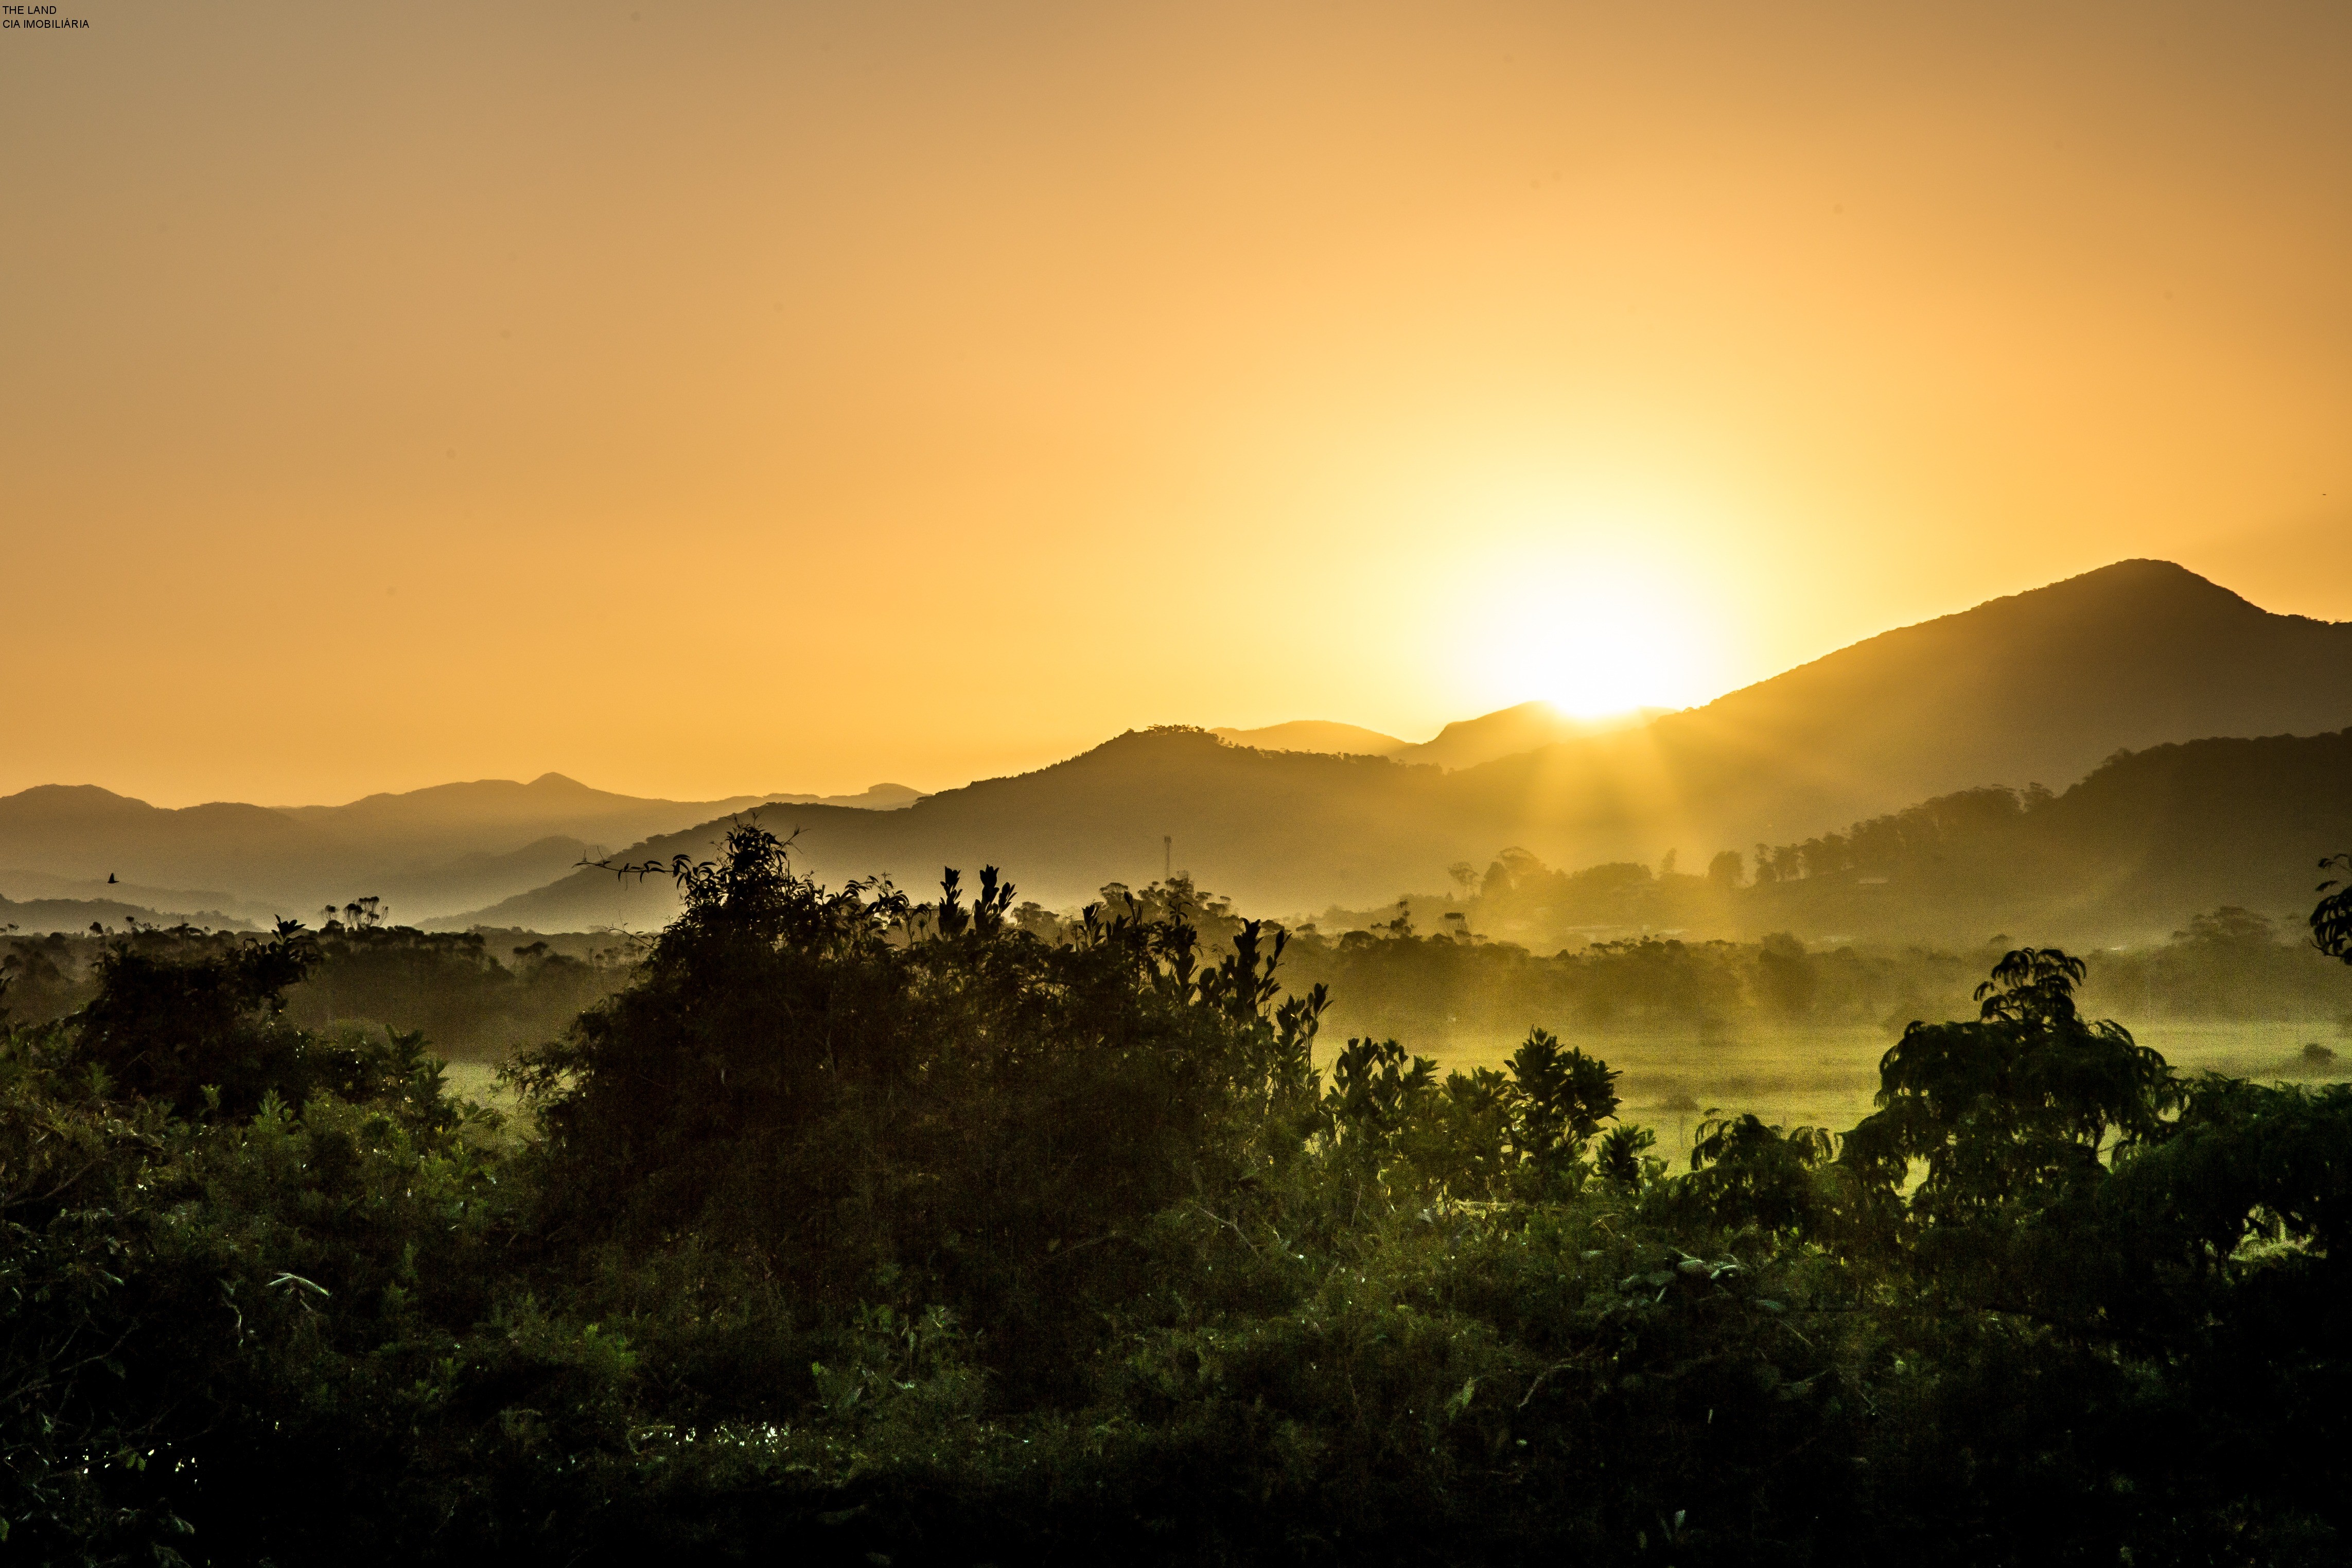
left=1457, top=560, right=1722, bottom=719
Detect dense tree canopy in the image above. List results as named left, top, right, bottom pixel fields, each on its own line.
left=5, top=827, right=2351, bottom=1564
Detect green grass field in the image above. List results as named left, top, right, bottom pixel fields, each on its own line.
left=1425, top=1018, right=2348, bottom=1167
left=435, top=1018, right=2346, bottom=1170
left=440, top=1058, right=514, bottom=1112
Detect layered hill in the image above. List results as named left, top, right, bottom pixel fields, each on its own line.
left=454, top=561, right=2352, bottom=931
left=450, top=725, right=2352, bottom=947
left=1748, top=728, right=2352, bottom=945
left=273, top=774, right=921, bottom=851
left=0, top=868, right=275, bottom=927
left=1395, top=702, right=1672, bottom=770
left=0, top=890, right=261, bottom=935
left=0, top=774, right=922, bottom=924
left=443, top=735, right=1463, bottom=928
left=12, top=560, right=2346, bottom=936
left=1210, top=704, right=1670, bottom=769
left=1209, top=720, right=1408, bottom=756
left=1453, top=730, right=2352, bottom=950
left=1467, top=557, right=2352, bottom=848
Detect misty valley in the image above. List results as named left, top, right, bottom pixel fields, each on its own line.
left=8, top=563, right=2352, bottom=1564
left=13, top=885, right=2349, bottom=1170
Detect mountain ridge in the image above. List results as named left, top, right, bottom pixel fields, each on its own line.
left=1209, top=720, right=1409, bottom=756
left=6, top=560, right=2345, bottom=931
left=1450, top=559, right=2352, bottom=842
left=438, top=560, right=2352, bottom=927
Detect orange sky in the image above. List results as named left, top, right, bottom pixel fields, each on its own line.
left=5, top=1, right=2348, bottom=806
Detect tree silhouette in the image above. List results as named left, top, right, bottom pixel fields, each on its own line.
left=2313, top=853, right=2352, bottom=963
left=1840, top=946, right=2174, bottom=1225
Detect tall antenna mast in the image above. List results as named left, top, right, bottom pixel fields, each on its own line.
left=1164, top=835, right=1172, bottom=880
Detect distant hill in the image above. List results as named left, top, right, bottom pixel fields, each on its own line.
left=1761, top=728, right=2352, bottom=946
left=276, top=772, right=918, bottom=854
left=1660, top=559, right=2337, bottom=824
left=766, top=783, right=925, bottom=810
left=362, top=836, right=599, bottom=922
left=446, top=726, right=2352, bottom=948
left=0, top=774, right=925, bottom=922
left=1209, top=720, right=1408, bottom=756
left=1457, top=730, right=2352, bottom=950
left=1209, top=707, right=1669, bottom=769
left=0, top=787, right=322, bottom=908
left=0, top=868, right=275, bottom=925
left=0, top=891, right=258, bottom=934
left=1446, top=559, right=2352, bottom=852
left=437, top=734, right=1463, bottom=928
left=273, top=773, right=778, bottom=854
left=1393, top=702, right=1671, bottom=770
left=453, top=561, right=2352, bottom=930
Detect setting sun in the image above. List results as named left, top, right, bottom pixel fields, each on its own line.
left=1454, top=557, right=1725, bottom=719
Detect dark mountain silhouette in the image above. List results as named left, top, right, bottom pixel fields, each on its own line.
left=1209, top=720, right=1408, bottom=755
left=1208, top=707, right=1672, bottom=768
left=454, top=727, right=2352, bottom=949
left=439, top=734, right=1461, bottom=928
left=449, top=561, right=2352, bottom=930
left=1490, top=558, right=2352, bottom=846
left=1394, top=702, right=1673, bottom=770
left=768, top=782, right=925, bottom=811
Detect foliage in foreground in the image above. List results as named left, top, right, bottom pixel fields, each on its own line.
left=5, top=829, right=2352, bottom=1565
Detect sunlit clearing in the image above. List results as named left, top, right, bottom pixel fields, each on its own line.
left=1458, top=565, right=1721, bottom=718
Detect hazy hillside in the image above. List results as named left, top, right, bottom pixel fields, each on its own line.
left=1465, top=558, right=2352, bottom=850
left=359, top=836, right=599, bottom=922
left=0, top=773, right=924, bottom=923
left=1209, top=720, right=1408, bottom=755
left=277, top=772, right=919, bottom=854
left=1430, top=730, right=2352, bottom=952
left=0, top=787, right=312, bottom=883
left=0, top=891, right=259, bottom=933
left=0, top=868, right=276, bottom=926
left=1394, top=702, right=1671, bottom=769
left=770, top=783, right=925, bottom=810
left=444, top=725, right=2352, bottom=945
left=1210, top=559, right=2345, bottom=801
left=1211, top=706, right=1669, bottom=768
left=273, top=773, right=778, bottom=854
left=453, top=562, right=2352, bottom=931
left=1744, top=728, right=2352, bottom=946
left=441, top=735, right=1467, bottom=927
